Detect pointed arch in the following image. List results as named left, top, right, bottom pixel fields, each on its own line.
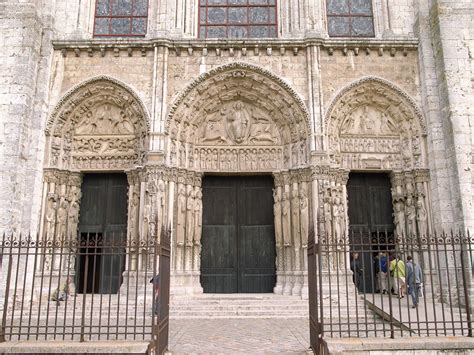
left=324, top=76, right=427, bottom=171
left=45, top=75, right=150, bottom=170
left=324, top=76, right=426, bottom=135
left=164, top=62, right=311, bottom=172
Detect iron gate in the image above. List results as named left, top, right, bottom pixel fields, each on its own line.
left=0, top=226, right=171, bottom=354
left=308, top=230, right=474, bottom=354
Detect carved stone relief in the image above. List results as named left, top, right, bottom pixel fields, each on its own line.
left=165, top=63, right=311, bottom=172
left=45, top=77, right=149, bottom=171
left=390, top=170, right=432, bottom=241
left=326, top=79, right=427, bottom=172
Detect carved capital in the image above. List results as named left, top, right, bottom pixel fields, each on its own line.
left=413, top=169, right=430, bottom=183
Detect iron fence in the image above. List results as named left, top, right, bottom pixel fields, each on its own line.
left=308, top=229, right=474, bottom=352
left=0, top=227, right=170, bottom=354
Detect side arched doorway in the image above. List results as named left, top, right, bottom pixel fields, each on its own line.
left=40, top=76, right=150, bottom=293
left=165, top=62, right=313, bottom=296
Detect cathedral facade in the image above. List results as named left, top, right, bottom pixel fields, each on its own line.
left=1, top=0, right=473, bottom=296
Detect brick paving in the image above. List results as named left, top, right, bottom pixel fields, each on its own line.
left=168, top=318, right=310, bottom=354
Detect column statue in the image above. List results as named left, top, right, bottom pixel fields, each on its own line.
left=55, top=196, right=68, bottom=242
left=176, top=184, right=186, bottom=246
left=393, top=199, right=406, bottom=238
left=185, top=186, right=195, bottom=247
left=129, top=190, right=140, bottom=241
left=156, top=180, right=166, bottom=238
left=282, top=189, right=291, bottom=246
left=300, top=186, right=309, bottom=248
left=405, top=196, right=417, bottom=238
left=416, top=197, right=428, bottom=238
left=194, top=187, right=203, bottom=246
left=45, top=195, right=57, bottom=242
left=273, top=188, right=283, bottom=248
left=291, top=187, right=300, bottom=248
left=323, top=193, right=333, bottom=243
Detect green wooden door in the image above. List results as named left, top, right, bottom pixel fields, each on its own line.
left=77, top=173, right=128, bottom=294
left=201, top=176, right=276, bottom=293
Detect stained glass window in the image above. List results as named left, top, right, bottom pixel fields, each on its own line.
left=327, top=0, right=374, bottom=37
left=94, top=0, right=148, bottom=37
left=199, top=0, right=277, bottom=39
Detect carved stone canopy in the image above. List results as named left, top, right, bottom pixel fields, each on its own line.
left=325, top=77, right=427, bottom=171
left=45, top=76, right=150, bottom=171
left=166, top=62, right=311, bottom=171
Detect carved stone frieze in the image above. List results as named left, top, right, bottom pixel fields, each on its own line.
left=326, top=77, right=427, bottom=171
left=46, top=77, right=149, bottom=171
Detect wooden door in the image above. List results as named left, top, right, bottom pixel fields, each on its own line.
left=347, top=173, right=394, bottom=292
left=201, top=176, right=276, bottom=293
left=77, top=173, right=128, bottom=294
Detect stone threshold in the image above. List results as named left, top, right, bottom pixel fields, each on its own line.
left=323, top=336, right=474, bottom=354
left=0, top=340, right=150, bottom=354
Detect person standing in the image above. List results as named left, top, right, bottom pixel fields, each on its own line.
left=376, top=251, right=388, bottom=294
left=406, top=255, right=423, bottom=308
left=350, top=252, right=363, bottom=292
left=389, top=254, right=406, bottom=298
left=150, top=274, right=160, bottom=316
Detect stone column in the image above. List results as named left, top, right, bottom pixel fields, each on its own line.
left=126, top=170, right=141, bottom=272
left=272, top=173, right=285, bottom=294
left=171, top=169, right=202, bottom=295
left=37, top=169, right=83, bottom=296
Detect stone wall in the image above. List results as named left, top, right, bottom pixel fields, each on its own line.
left=0, top=0, right=472, bottom=237
left=0, top=2, right=49, bottom=233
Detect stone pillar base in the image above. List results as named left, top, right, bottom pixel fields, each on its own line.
left=171, top=271, right=203, bottom=295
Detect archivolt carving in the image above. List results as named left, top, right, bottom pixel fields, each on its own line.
left=165, top=62, right=310, bottom=171
left=325, top=77, right=426, bottom=171
left=45, top=76, right=150, bottom=170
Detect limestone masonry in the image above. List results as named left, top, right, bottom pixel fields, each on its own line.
left=0, top=0, right=473, bottom=297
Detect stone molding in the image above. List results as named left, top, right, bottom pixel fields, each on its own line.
left=46, top=75, right=151, bottom=134
left=324, top=76, right=426, bottom=134
left=324, top=76, right=427, bottom=171
left=165, top=61, right=311, bottom=135
left=45, top=76, right=150, bottom=171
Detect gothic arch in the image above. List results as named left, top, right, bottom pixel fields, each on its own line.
left=324, top=76, right=427, bottom=171
left=45, top=76, right=150, bottom=170
left=165, top=62, right=311, bottom=172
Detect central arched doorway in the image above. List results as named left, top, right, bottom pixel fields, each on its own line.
left=201, top=174, right=276, bottom=293
left=165, top=62, right=312, bottom=296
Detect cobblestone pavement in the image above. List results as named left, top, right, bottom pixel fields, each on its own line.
left=168, top=318, right=310, bottom=354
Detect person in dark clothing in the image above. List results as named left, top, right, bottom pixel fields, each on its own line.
left=406, top=255, right=423, bottom=308
left=150, top=274, right=160, bottom=316
left=374, top=251, right=388, bottom=294
left=350, top=252, right=362, bottom=291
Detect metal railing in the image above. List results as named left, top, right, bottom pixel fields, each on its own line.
left=0, top=227, right=170, bottom=354
left=308, top=229, right=474, bottom=352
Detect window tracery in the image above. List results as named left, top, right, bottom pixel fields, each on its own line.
left=94, top=0, right=148, bottom=37
left=327, top=0, right=374, bottom=37
left=199, top=0, right=277, bottom=38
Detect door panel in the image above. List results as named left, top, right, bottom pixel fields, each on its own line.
left=201, top=176, right=276, bottom=293
left=347, top=173, right=394, bottom=293
left=78, top=173, right=128, bottom=294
